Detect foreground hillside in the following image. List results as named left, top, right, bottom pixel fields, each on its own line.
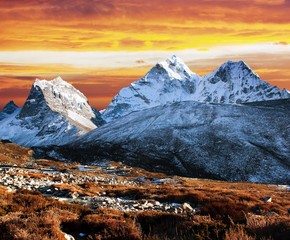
left=0, top=140, right=289, bottom=239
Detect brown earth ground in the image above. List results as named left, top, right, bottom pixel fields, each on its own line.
left=0, top=139, right=289, bottom=240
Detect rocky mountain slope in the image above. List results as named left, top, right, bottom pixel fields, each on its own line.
left=102, top=56, right=290, bottom=122
left=0, top=77, right=104, bottom=147
left=0, top=101, right=20, bottom=121
left=58, top=99, right=290, bottom=184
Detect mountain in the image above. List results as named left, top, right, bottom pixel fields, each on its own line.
left=102, top=56, right=290, bottom=122
left=0, top=101, right=20, bottom=121
left=0, top=77, right=104, bottom=147
left=52, top=99, right=290, bottom=184
left=199, top=60, right=290, bottom=103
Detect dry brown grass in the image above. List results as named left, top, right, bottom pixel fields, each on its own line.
left=0, top=145, right=289, bottom=239
left=35, top=159, right=80, bottom=171
left=225, top=226, right=255, bottom=240
left=0, top=211, right=65, bottom=240
left=0, top=188, right=92, bottom=240
left=0, top=140, right=33, bottom=165
left=0, top=178, right=289, bottom=240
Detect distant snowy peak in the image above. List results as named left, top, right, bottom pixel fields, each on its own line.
left=205, top=60, right=260, bottom=84
left=1, top=101, right=19, bottom=115
left=0, top=101, right=20, bottom=121
left=19, top=76, right=103, bottom=130
left=146, top=55, right=199, bottom=81
left=34, top=77, right=96, bottom=120
left=200, top=60, right=290, bottom=103
left=0, top=76, right=104, bottom=147
left=102, top=56, right=200, bottom=122
left=102, top=56, right=290, bottom=122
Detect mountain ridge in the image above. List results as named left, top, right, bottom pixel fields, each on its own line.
left=55, top=98, right=290, bottom=184
left=102, top=56, right=290, bottom=122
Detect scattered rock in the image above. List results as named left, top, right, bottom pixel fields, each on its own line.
left=262, top=196, right=272, bottom=203
left=64, top=233, right=75, bottom=240
left=182, top=203, right=194, bottom=212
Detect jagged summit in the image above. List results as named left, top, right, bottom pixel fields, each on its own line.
left=1, top=101, right=19, bottom=114
left=0, top=101, right=20, bottom=121
left=200, top=60, right=290, bottom=104
left=102, top=56, right=290, bottom=122
left=102, top=56, right=201, bottom=122
left=204, top=60, right=260, bottom=84
left=148, top=55, right=198, bottom=81
left=20, top=77, right=97, bottom=124
left=0, top=77, right=104, bottom=147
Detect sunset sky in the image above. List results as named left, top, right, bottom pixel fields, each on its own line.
left=0, top=0, right=290, bottom=110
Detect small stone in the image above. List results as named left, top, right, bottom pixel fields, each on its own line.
left=146, top=203, right=154, bottom=208
left=262, top=196, right=272, bottom=203
left=64, top=233, right=75, bottom=240
left=155, top=201, right=161, bottom=206
left=182, top=203, right=194, bottom=212
left=71, top=192, right=79, bottom=199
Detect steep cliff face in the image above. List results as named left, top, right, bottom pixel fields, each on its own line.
left=0, top=77, right=104, bottom=147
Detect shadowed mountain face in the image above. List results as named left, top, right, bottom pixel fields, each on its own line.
left=53, top=99, right=290, bottom=184
left=1, top=101, right=19, bottom=115
left=0, top=77, right=104, bottom=147
left=0, top=101, right=20, bottom=121
left=102, top=56, right=290, bottom=122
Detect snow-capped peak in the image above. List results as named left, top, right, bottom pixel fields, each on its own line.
left=198, top=60, right=290, bottom=104
left=102, top=57, right=290, bottom=122
left=35, top=76, right=76, bottom=90
left=0, top=77, right=105, bottom=147
left=102, top=56, right=201, bottom=122
left=145, top=55, right=198, bottom=81
left=27, top=77, right=95, bottom=121
left=206, top=60, right=260, bottom=82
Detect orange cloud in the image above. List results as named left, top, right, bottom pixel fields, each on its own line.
left=254, top=0, right=285, bottom=5
left=0, top=0, right=290, bottom=51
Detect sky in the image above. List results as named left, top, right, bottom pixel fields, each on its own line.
left=0, top=0, right=290, bottom=110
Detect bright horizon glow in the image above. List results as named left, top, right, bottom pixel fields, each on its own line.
left=1, top=43, right=290, bottom=69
